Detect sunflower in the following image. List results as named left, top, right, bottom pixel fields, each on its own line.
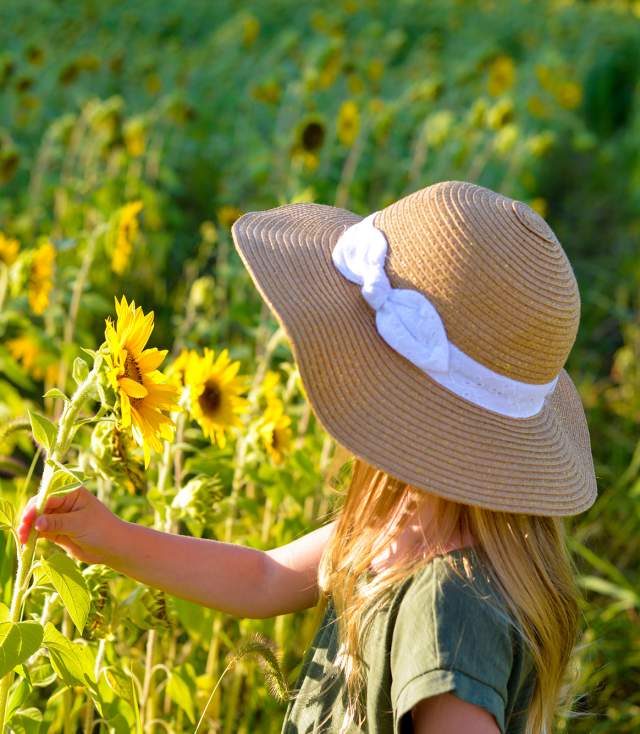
left=0, top=233, right=19, bottom=265
left=185, top=347, right=250, bottom=449
left=103, top=295, right=180, bottom=468
left=336, top=100, right=360, bottom=146
left=7, top=334, right=39, bottom=373
left=112, top=201, right=143, bottom=275
left=255, top=400, right=293, bottom=465
left=28, top=239, right=55, bottom=315
left=7, top=334, right=59, bottom=383
left=487, top=55, right=515, bottom=97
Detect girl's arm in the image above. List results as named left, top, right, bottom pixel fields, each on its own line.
left=411, top=693, right=500, bottom=734
left=17, top=487, right=336, bottom=619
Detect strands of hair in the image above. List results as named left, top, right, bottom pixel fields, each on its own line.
left=314, top=449, right=589, bottom=734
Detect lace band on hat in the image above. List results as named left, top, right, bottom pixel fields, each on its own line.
left=331, top=211, right=559, bottom=418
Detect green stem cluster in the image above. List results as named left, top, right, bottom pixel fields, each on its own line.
left=0, top=365, right=100, bottom=732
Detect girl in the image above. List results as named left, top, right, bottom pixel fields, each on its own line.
left=19, top=180, right=598, bottom=733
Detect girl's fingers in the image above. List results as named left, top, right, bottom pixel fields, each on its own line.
left=34, top=512, right=77, bottom=535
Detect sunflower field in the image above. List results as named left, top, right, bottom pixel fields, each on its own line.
left=1, top=0, right=640, bottom=732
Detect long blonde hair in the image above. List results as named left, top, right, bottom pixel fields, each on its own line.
left=315, top=450, right=586, bottom=733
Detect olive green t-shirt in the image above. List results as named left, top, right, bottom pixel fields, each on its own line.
left=281, top=546, right=536, bottom=734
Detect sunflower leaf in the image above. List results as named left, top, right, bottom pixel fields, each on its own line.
left=28, top=409, right=57, bottom=453
left=43, top=388, right=68, bottom=401
left=72, top=357, right=90, bottom=385
left=41, top=553, right=91, bottom=635
left=0, top=499, right=15, bottom=530
left=0, top=621, right=44, bottom=678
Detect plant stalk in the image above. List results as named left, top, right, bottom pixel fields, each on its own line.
left=0, top=366, right=99, bottom=731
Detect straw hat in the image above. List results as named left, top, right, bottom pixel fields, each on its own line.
left=231, top=180, right=598, bottom=516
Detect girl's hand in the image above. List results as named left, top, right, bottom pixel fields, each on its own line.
left=17, top=486, right=120, bottom=565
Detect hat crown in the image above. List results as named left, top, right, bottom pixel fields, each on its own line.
left=375, top=180, right=581, bottom=383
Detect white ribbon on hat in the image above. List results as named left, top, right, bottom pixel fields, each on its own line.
left=331, top=211, right=559, bottom=418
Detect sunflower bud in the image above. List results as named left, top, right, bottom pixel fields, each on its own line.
left=171, top=474, right=224, bottom=530
left=83, top=564, right=118, bottom=641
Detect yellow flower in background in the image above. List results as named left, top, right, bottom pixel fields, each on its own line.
left=526, top=94, right=550, bottom=119
left=167, top=348, right=199, bottom=387
left=347, top=74, right=365, bottom=95
left=242, top=14, right=260, bottom=46
left=7, top=334, right=59, bottom=382
left=0, top=233, right=19, bottom=265
left=367, top=58, right=384, bottom=83
left=217, top=206, right=243, bottom=230
left=318, top=48, right=342, bottom=90
left=554, top=81, right=582, bottom=109
left=251, top=79, right=281, bottom=105
left=256, top=400, right=293, bottom=465
left=487, top=55, right=515, bottom=96
left=261, top=370, right=282, bottom=405
left=493, top=123, right=519, bottom=155
left=104, top=295, right=180, bottom=468
left=123, top=117, right=146, bottom=157
left=534, top=63, right=555, bottom=92
left=297, top=117, right=326, bottom=153
left=7, top=335, right=39, bottom=373
left=530, top=198, right=548, bottom=218
left=28, top=239, right=55, bottom=315
left=424, top=109, right=455, bottom=147
left=486, top=97, right=514, bottom=129
left=112, top=201, right=143, bottom=275
left=185, top=347, right=250, bottom=449
left=466, top=97, right=488, bottom=128
left=525, top=131, right=556, bottom=157
left=337, top=100, right=360, bottom=146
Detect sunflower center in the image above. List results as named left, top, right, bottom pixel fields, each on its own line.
left=301, top=121, right=325, bottom=151
left=271, top=430, right=280, bottom=450
left=125, top=353, right=144, bottom=405
left=125, top=353, right=143, bottom=383
left=199, top=379, right=221, bottom=416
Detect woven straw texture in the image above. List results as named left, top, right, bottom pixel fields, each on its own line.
left=231, top=180, right=598, bottom=516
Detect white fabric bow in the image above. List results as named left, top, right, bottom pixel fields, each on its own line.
left=332, top=212, right=450, bottom=374
left=331, top=211, right=559, bottom=418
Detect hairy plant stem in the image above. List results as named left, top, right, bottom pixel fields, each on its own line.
left=0, top=366, right=99, bottom=732
left=141, top=433, right=176, bottom=729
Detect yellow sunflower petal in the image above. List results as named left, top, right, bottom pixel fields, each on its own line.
left=120, top=377, right=149, bottom=398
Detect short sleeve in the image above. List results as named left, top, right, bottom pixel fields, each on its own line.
left=390, top=562, right=514, bottom=734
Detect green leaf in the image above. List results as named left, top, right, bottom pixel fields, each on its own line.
left=6, top=677, right=31, bottom=724
left=0, top=602, right=10, bottom=622
left=42, top=622, right=96, bottom=690
left=166, top=666, right=196, bottom=724
left=48, top=466, right=85, bottom=495
left=41, top=553, right=91, bottom=634
left=43, top=388, right=68, bottom=401
left=27, top=409, right=57, bottom=453
left=0, top=621, right=44, bottom=678
left=72, top=356, right=89, bottom=385
left=101, top=665, right=134, bottom=705
left=0, top=499, right=15, bottom=530
left=6, top=706, right=43, bottom=733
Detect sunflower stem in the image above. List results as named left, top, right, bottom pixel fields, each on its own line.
left=0, top=363, right=101, bottom=732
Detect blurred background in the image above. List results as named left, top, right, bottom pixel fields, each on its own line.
left=1, top=0, right=640, bottom=731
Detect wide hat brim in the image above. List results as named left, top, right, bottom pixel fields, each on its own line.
left=231, top=201, right=598, bottom=516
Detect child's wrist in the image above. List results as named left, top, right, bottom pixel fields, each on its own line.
left=100, top=516, right=134, bottom=570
